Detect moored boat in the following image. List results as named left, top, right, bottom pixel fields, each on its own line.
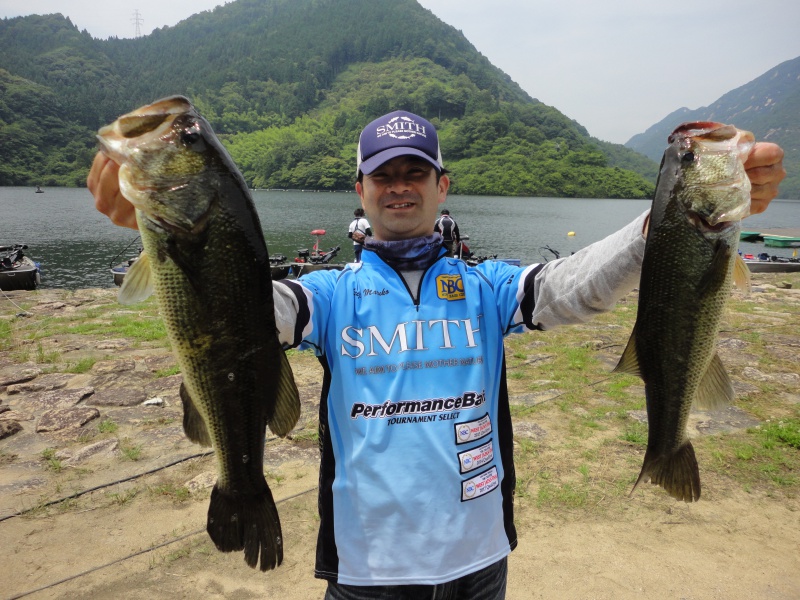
left=289, top=229, right=345, bottom=277
left=113, top=250, right=296, bottom=286
left=110, top=238, right=143, bottom=287
left=763, top=235, right=800, bottom=248
left=742, top=253, right=800, bottom=273
left=0, top=244, right=41, bottom=291
left=269, top=255, right=293, bottom=280
left=290, top=262, right=347, bottom=277
left=111, top=256, right=138, bottom=286
left=739, top=230, right=762, bottom=242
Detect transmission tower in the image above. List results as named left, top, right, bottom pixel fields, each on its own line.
left=132, top=10, right=143, bottom=38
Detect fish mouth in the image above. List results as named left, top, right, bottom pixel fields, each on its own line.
left=688, top=212, right=738, bottom=233
left=670, top=121, right=737, bottom=143
left=149, top=205, right=212, bottom=236
left=674, top=122, right=755, bottom=227
left=96, top=96, right=194, bottom=164
left=97, top=96, right=213, bottom=233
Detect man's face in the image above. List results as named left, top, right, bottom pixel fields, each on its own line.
left=356, top=156, right=449, bottom=241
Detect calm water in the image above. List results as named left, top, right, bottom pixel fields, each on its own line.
left=1, top=186, right=798, bottom=290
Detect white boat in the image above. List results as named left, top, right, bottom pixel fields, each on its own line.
left=0, top=245, right=41, bottom=291
left=743, top=256, right=800, bottom=273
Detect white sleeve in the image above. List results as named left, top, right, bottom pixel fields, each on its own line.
left=527, top=211, right=648, bottom=329
left=273, top=280, right=310, bottom=347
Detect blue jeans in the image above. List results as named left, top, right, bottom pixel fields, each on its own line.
left=324, top=557, right=507, bottom=600
left=354, top=244, right=364, bottom=262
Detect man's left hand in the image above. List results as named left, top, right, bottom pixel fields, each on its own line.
left=746, top=142, right=786, bottom=215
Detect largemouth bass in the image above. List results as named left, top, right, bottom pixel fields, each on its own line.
left=97, top=96, right=300, bottom=570
left=615, top=121, right=753, bottom=502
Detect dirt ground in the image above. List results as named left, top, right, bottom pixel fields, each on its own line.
left=2, top=276, right=799, bottom=600
left=4, top=428, right=799, bottom=600
left=4, top=475, right=798, bottom=600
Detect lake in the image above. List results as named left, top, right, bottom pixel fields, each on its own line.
left=1, top=186, right=798, bottom=290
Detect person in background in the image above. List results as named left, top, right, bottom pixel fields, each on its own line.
left=87, top=108, right=785, bottom=600
left=348, top=207, right=372, bottom=262
left=434, top=208, right=460, bottom=256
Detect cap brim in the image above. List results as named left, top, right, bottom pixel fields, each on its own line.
left=358, top=147, right=442, bottom=176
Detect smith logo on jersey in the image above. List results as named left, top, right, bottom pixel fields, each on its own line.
left=436, top=274, right=465, bottom=301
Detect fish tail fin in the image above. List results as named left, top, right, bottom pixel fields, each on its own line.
left=207, top=482, right=283, bottom=572
left=630, top=442, right=701, bottom=502
left=267, top=350, right=301, bottom=437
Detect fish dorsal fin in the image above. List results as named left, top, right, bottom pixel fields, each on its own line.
left=693, top=352, right=735, bottom=411
left=733, top=254, right=751, bottom=293
left=118, top=251, right=154, bottom=305
left=180, top=382, right=212, bottom=447
left=267, top=350, right=301, bottom=437
left=613, top=327, right=642, bottom=378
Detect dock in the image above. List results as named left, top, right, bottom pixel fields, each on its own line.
left=757, top=228, right=800, bottom=237
left=740, top=227, right=800, bottom=248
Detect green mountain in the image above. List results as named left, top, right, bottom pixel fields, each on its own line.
left=0, top=0, right=656, bottom=197
left=625, top=55, right=800, bottom=199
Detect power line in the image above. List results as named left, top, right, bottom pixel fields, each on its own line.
left=6, top=486, right=319, bottom=600
left=131, top=9, right=143, bottom=38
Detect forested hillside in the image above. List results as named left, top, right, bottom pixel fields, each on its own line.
left=626, top=55, right=800, bottom=199
left=0, top=0, right=656, bottom=197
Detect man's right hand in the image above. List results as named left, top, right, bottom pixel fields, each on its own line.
left=87, top=152, right=138, bottom=230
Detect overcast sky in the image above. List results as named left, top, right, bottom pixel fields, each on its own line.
left=2, top=0, right=798, bottom=144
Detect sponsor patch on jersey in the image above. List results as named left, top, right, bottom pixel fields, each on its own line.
left=454, top=413, right=492, bottom=445
left=436, top=274, right=465, bottom=301
left=458, top=439, right=494, bottom=474
left=461, top=466, right=499, bottom=501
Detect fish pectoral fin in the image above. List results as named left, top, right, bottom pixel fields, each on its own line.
left=180, top=382, right=212, bottom=447
left=693, top=352, right=735, bottom=411
left=613, top=330, right=642, bottom=378
left=118, top=251, right=154, bottom=305
left=733, top=254, right=751, bottom=293
left=267, top=350, right=301, bottom=438
left=697, top=240, right=733, bottom=297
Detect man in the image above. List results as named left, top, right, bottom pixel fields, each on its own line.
left=88, top=109, right=785, bottom=599
left=434, top=208, right=461, bottom=257
left=348, top=207, right=372, bottom=262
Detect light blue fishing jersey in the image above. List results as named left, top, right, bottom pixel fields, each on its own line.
left=273, top=213, right=648, bottom=586
left=292, top=249, right=527, bottom=585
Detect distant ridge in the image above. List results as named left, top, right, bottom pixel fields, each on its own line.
left=1, top=0, right=655, bottom=196
left=625, top=55, right=800, bottom=199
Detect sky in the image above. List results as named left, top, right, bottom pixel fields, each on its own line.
left=2, top=0, right=799, bottom=144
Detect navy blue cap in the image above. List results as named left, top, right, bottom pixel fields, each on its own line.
left=357, top=110, right=444, bottom=176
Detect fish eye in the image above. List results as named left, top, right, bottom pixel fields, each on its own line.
left=181, top=130, right=201, bottom=145
left=681, top=151, right=695, bottom=164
